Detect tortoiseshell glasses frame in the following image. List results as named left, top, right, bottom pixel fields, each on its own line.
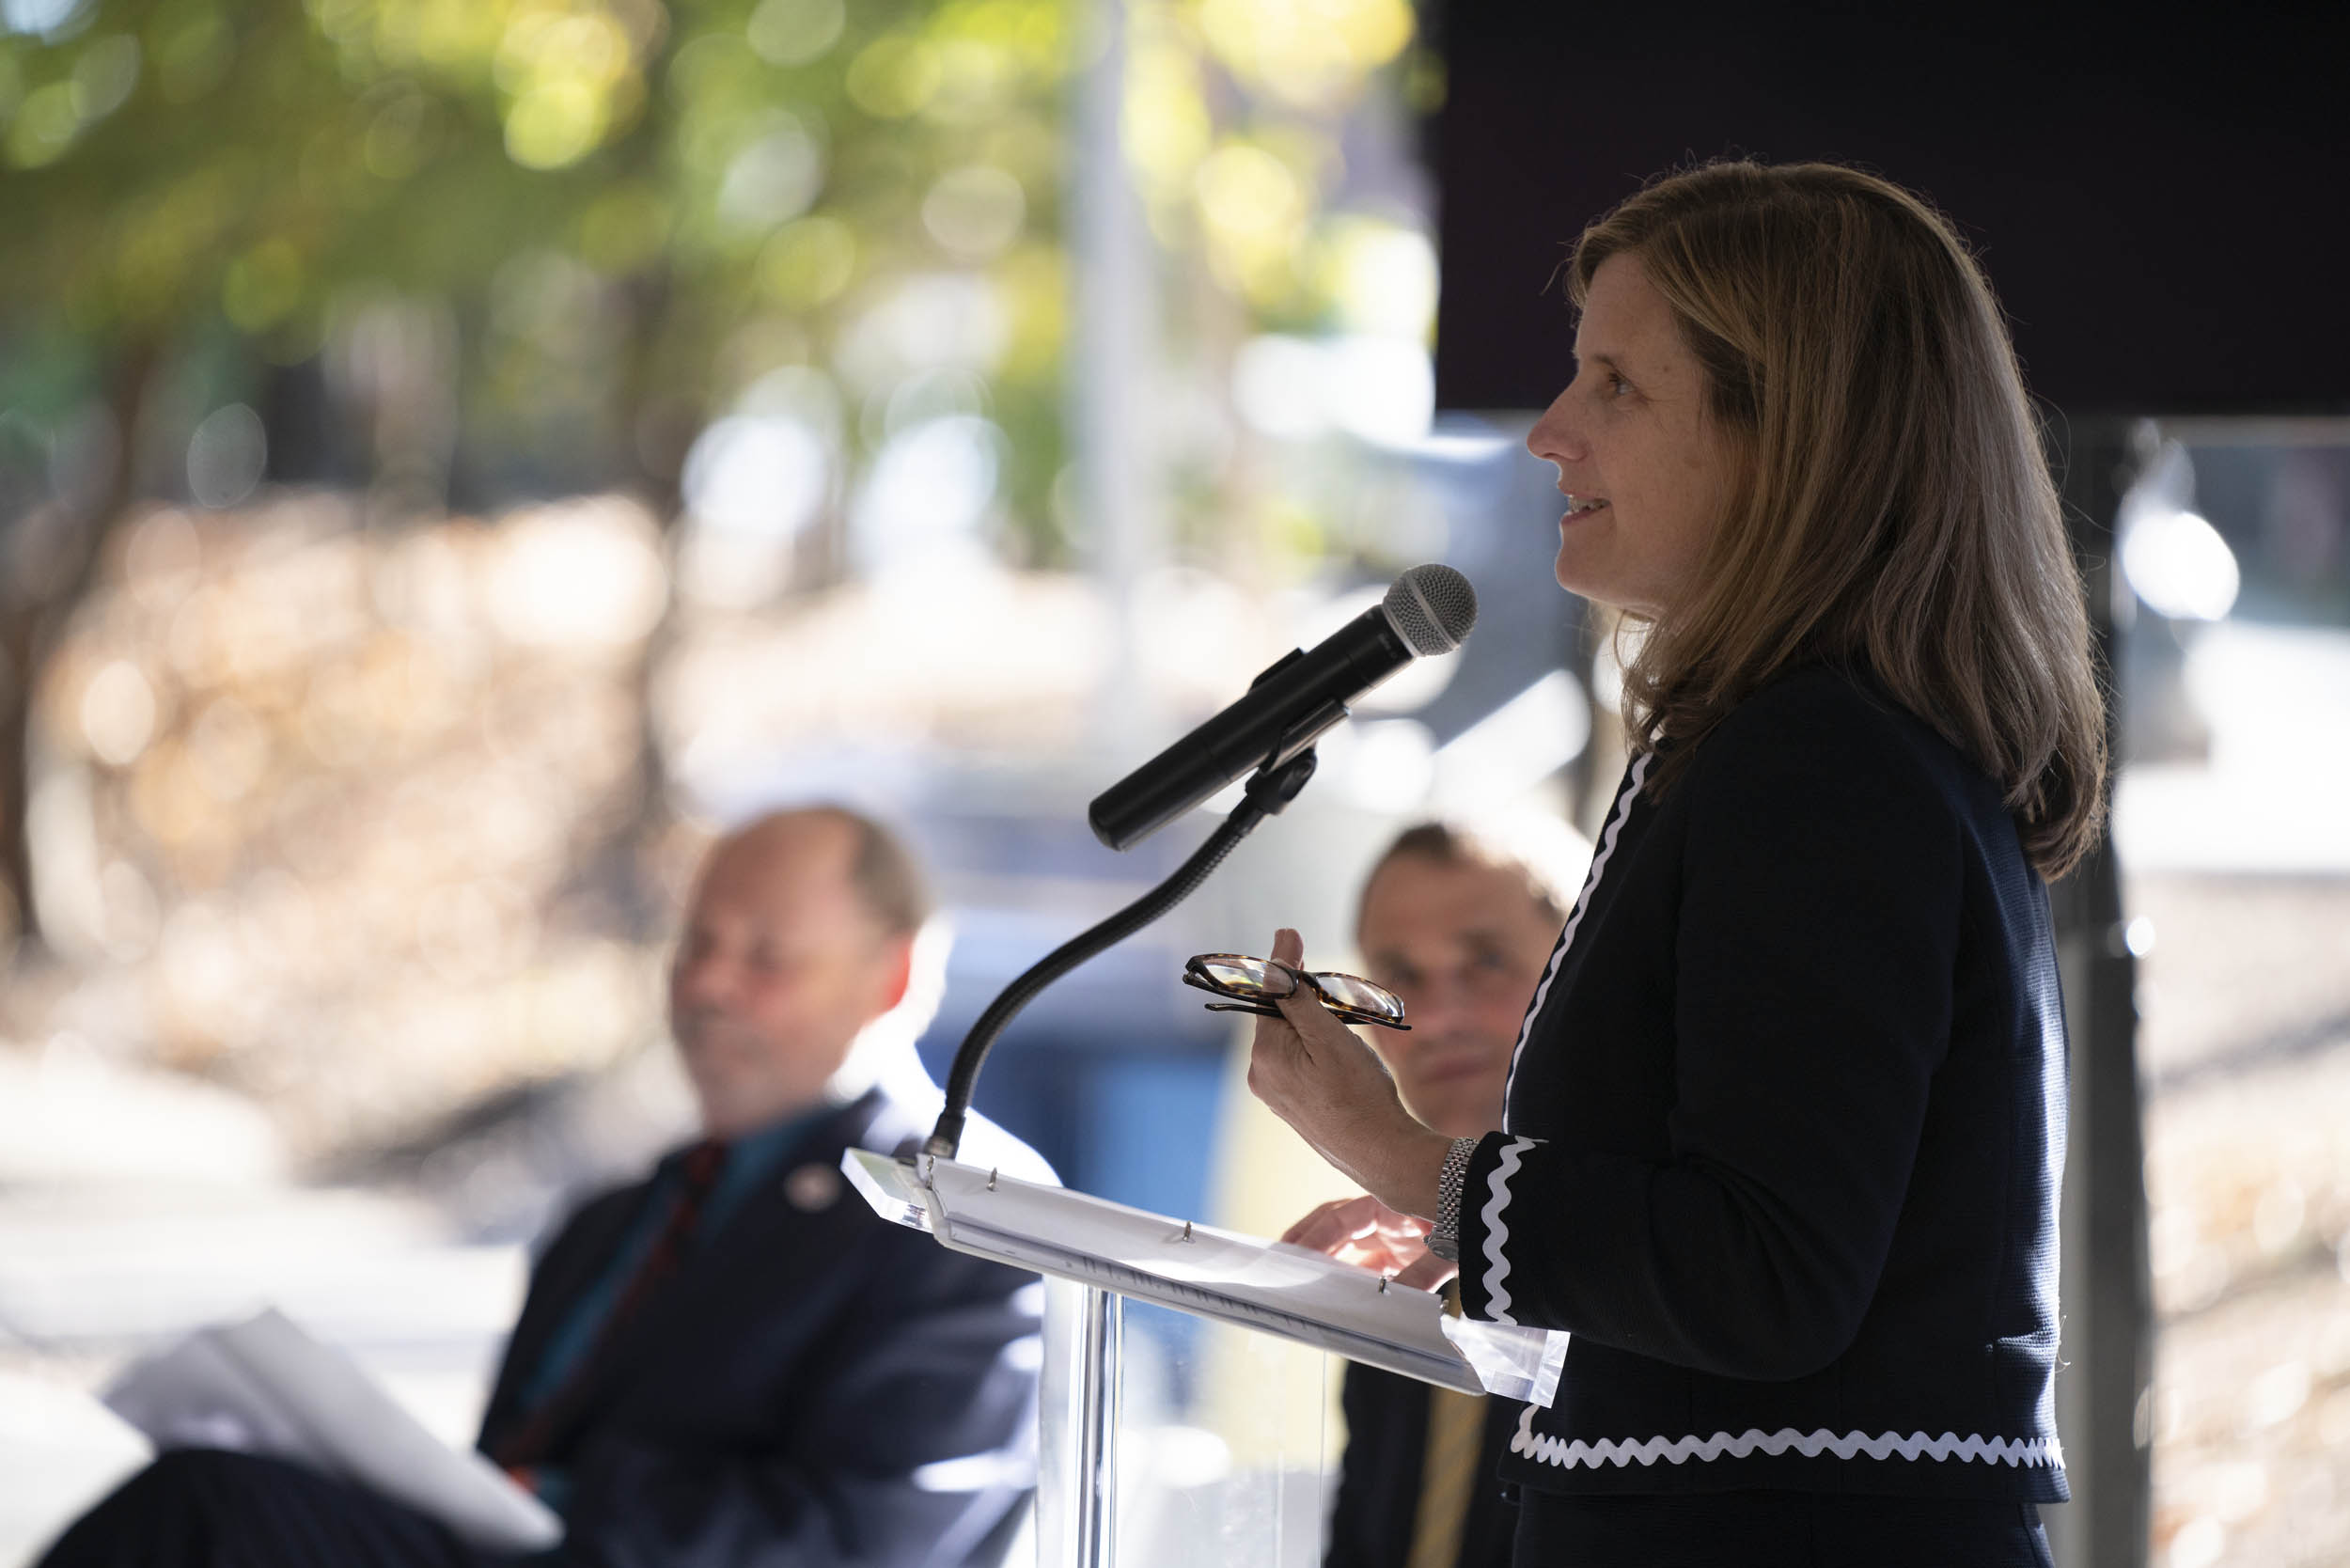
left=1181, top=953, right=1411, bottom=1031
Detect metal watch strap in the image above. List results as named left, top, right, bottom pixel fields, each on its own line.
left=1424, top=1136, right=1481, bottom=1262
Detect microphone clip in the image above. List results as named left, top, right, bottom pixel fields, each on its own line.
left=1233, top=723, right=1324, bottom=823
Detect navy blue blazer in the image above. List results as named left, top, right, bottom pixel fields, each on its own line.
left=477, top=1089, right=1046, bottom=1568
left=1454, top=668, right=2070, bottom=1503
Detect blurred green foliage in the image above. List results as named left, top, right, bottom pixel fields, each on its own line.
left=0, top=0, right=1076, bottom=546
left=0, top=0, right=1443, bottom=968
left=0, top=0, right=1434, bottom=571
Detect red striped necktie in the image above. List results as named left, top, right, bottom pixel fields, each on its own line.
left=493, top=1138, right=730, bottom=1469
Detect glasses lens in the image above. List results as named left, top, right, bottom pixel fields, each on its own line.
left=1312, top=972, right=1404, bottom=1020
left=1195, top=957, right=1296, bottom=999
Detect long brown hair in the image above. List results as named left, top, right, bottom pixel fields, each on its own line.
left=1569, top=161, right=2107, bottom=879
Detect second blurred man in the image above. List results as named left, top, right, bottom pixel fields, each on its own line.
left=1303, top=823, right=1581, bottom=1568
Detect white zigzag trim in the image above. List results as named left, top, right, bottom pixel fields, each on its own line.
left=1477, top=751, right=1645, bottom=1328
left=1503, top=751, right=1652, bottom=1118
left=1478, top=1136, right=1540, bottom=1325
left=1509, top=1404, right=2064, bottom=1471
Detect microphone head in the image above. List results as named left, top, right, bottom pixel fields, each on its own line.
left=1382, top=564, right=1478, bottom=655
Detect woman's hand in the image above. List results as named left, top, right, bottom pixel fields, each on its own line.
left=1246, top=927, right=1453, bottom=1220
left=1281, top=1195, right=1460, bottom=1292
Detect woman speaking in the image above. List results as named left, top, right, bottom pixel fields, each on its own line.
left=1250, top=162, right=2105, bottom=1567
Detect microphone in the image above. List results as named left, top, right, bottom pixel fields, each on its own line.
left=1088, top=564, right=1478, bottom=850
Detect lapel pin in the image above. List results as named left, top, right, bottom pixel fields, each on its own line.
left=784, top=1164, right=843, bottom=1213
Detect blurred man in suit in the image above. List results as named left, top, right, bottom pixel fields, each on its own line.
left=44, top=807, right=1046, bottom=1568
left=1288, top=823, right=1580, bottom=1568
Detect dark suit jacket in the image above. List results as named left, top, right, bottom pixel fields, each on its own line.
left=477, top=1090, right=1044, bottom=1568
left=1325, top=1364, right=1519, bottom=1568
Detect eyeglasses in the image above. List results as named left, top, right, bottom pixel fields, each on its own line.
left=1182, top=953, right=1411, bottom=1031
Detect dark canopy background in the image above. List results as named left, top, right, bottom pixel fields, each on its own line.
left=1431, top=1, right=2350, bottom=416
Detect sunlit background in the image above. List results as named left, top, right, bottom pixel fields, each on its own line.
left=1, top=1, right=2346, bottom=1565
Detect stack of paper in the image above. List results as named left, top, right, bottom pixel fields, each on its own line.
left=102, top=1308, right=562, bottom=1553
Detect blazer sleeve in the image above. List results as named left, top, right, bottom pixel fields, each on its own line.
left=1453, top=687, right=1966, bottom=1380
left=556, top=1234, right=1042, bottom=1568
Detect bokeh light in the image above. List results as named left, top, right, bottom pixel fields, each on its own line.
left=185, top=404, right=267, bottom=509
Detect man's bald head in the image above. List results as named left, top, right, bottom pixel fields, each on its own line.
left=716, top=807, right=932, bottom=936
left=668, top=808, right=930, bottom=1139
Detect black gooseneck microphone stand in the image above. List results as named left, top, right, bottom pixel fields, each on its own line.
left=922, top=741, right=1320, bottom=1161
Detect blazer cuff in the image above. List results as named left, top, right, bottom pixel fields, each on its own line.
left=1452, top=1133, right=1546, bottom=1325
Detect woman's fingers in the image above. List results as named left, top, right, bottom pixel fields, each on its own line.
left=1281, top=1195, right=1439, bottom=1283
left=1279, top=1199, right=1365, bottom=1249
left=1268, top=927, right=1317, bottom=1018
left=1337, top=1234, right=1421, bottom=1275
left=1395, top=1249, right=1459, bottom=1293
left=1247, top=929, right=1329, bottom=1097
left=1281, top=1194, right=1408, bottom=1252
left=1264, top=926, right=1367, bottom=1063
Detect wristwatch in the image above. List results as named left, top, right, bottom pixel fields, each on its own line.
left=1423, top=1136, right=1482, bottom=1262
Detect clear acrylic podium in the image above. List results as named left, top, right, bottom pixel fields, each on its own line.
left=844, top=1150, right=1566, bottom=1568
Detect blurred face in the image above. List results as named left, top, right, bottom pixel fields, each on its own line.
left=1354, top=854, right=1563, bottom=1139
left=1527, top=252, right=1741, bottom=619
left=667, top=817, right=913, bottom=1140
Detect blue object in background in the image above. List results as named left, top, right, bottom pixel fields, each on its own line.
left=1077, top=1054, right=1226, bottom=1221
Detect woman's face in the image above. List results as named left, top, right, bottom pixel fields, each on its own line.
left=1527, top=253, right=1741, bottom=618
